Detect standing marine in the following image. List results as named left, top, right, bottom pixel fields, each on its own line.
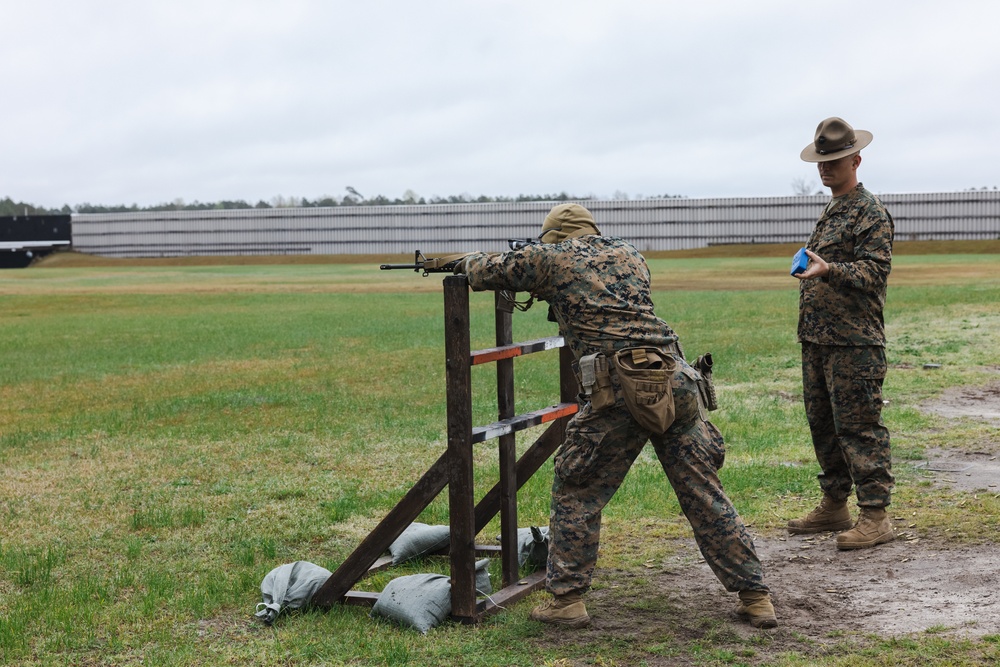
left=789, top=117, right=896, bottom=550
left=456, top=203, right=777, bottom=629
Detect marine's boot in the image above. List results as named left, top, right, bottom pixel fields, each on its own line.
left=530, top=592, right=591, bottom=628
left=734, top=590, right=778, bottom=629
left=836, top=507, right=895, bottom=550
left=787, top=495, right=853, bottom=535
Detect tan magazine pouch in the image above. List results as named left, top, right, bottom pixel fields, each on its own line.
left=577, top=353, right=615, bottom=411
left=611, top=347, right=677, bottom=434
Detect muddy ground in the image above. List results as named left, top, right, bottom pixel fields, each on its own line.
left=536, top=383, right=1000, bottom=664
left=569, top=531, right=999, bottom=665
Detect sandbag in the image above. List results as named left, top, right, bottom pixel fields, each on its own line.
left=387, top=522, right=450, bottom=565
left=516, top=526, right=549, bottom=568
left=370, top=573, right=451, bottom=634
left=254, top=560, right=332, bottom=625
left=370, top=559, right=492, bottom=634
left=474, top=557, right=493, bottom=596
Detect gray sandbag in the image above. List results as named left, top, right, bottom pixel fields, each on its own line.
left=474, top=557, right=492, bottom=596
left=370, top=573, right=451, bottom=634
left=512, top=526, right=549, bottom=568
left=387, top=522, right=450, bottom=565
left=495, top=526, right=550, bottom=568
left=254, top=560, right=332, bottom=625
left=370, top=559, right=492, bottom=634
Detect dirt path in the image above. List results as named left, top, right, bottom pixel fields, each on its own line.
left=535, top=382, right=1000, bottom=663
left=921, top=379, right=1000, bottom=426
left=546, top=534, right=1000, bottom=666
left=653, top=533, right=999, bottom=638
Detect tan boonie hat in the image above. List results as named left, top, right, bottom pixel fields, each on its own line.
left=539, top=203, right=601, bottom=244
left=800, top=117, right=873, bottom=163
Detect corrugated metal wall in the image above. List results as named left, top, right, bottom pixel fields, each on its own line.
left=69, top=191, right=1000, bottom=258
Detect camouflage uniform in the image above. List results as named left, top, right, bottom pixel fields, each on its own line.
left=465, top=236, right=767, bottom=596
left=798, top=182, right=894, bottom=508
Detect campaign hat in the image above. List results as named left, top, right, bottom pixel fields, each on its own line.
left=800, top=117, right=873, bottom=163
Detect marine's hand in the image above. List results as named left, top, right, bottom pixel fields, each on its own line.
left=452, top=257, right=470, bottom=275
left=795, top=249, right=830, bottom=280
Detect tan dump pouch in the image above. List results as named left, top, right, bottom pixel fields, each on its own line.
left=610, top=347, right=678, bottom=434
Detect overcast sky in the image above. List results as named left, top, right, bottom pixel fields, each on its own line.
left=4, top=0, right=998, bottom=208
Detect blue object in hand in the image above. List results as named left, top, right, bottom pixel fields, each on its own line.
left=791, top=247, right=809, bottom=276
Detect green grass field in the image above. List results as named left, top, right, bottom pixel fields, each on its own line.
left=1, top=247, right=999, bottom=666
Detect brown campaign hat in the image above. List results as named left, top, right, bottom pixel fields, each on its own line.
left=800, top=117, right=873, bottom=163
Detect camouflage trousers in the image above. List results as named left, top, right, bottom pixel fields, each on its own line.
left=546, top=358, right=767, bottom=596
left=801, top=342, right=893, bottom=507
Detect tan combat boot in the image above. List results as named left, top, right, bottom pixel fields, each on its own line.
left=530, top=592, right=591, bottom=628
left=836, top=507, right=895, bottom=550
left=734, top=590, right=778, bottom=629
left=787, top=495, right=853, bottom=534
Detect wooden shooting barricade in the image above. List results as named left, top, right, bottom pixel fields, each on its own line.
left=311, top=275, right=579, bottom=623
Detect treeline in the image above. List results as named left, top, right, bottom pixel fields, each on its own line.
left=2, top=191, right=683, bottom=217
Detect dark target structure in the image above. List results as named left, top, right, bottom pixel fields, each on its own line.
left=311, top=275, right=579, bottom=623
left=0, top=215, right=71, bottom=268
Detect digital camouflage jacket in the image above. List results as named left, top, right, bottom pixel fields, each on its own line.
left=798, top=183, right=894, bottom=347
left=464, top=236, right=678, bottom=361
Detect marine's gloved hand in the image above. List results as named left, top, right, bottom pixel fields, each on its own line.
left=452, top=257, right=470, bottom=275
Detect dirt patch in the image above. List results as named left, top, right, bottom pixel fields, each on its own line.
left=539, top=535, right=1000, bottom=664
left=912, top=448, right=1000, bottom=493
left=916, top=380, right=1000, bottom=492
left=32, top=250, right=389, bottom=267
left=920, top=380, right=1000, bottom=425
left=532, top=383, right=1000, bottom=663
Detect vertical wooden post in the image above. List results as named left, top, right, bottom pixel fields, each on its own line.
left=494, top=293, right=519, bottom=588
left=443, top=276, right=477, bottom=621
left=560, top=345, right=577, bottom=405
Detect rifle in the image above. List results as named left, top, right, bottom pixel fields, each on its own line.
left=379, top=250, right=473, bottom=277
left=507, top=238, right=538, bottom=251
left=380, top=248, right=537, bottom=313
left=380, top=240, right=538, bottom=277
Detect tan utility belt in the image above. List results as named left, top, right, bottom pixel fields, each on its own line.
left=576, top=343, right=718, bottom=432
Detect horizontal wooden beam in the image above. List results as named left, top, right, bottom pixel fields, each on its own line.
left=472, top=402, right=578, bottom=443
left=474, top=570, right=546, bottom=620
left=470, top=336, right=564, bottom=366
